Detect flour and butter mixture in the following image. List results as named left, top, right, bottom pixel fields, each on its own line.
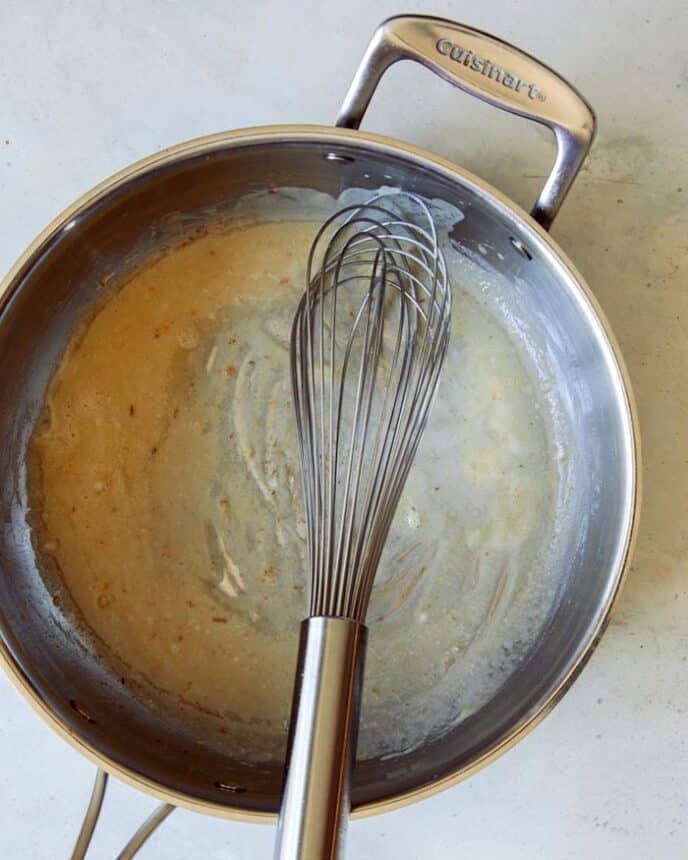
left=29, top=200, right=570, bottom=761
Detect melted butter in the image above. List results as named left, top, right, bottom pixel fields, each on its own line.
left=30, top=216, right=566, bottom=761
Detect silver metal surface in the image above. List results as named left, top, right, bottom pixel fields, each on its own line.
left=275, top=618, right=366, bottom=860
left=0, top=15, right=638, bottom=826
left=336, top=15, right=595, bottom=230
left=277, top=193, right=451, bottom=857
left=70, top=769, right=108, bottom=860
left=116, top=802, right=175, bottom=860
left=292, top=193, right=451, bottom=622
left=70, top=767, right=174, bottom=858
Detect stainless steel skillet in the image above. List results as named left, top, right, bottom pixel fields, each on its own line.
left=0, top=14, right=639, bottom=827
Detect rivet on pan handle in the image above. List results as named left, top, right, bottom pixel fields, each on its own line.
left=336, top=15, right=596, bottom=230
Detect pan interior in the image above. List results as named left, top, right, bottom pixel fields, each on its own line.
left=0, top=135, right=634, bottom=814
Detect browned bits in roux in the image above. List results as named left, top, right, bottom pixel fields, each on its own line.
left=97, top=592, right=114, bottom=609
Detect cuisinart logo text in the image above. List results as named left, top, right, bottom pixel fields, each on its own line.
left=436, top=39, right=546, bottom=101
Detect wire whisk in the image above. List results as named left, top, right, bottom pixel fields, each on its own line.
left=292, top=191, right=451, bottom=621
left=276, top=191, right=451, bottom=860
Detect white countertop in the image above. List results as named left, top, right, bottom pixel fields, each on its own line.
left=1, top=1, right=686, bottom=857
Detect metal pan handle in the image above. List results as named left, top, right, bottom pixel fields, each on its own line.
left=336, top=15, right=595, bottom=230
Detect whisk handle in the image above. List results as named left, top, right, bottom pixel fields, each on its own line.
left=275, top=617, right=367, bottom=860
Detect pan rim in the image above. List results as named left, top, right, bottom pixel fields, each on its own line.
left=0, top=123, right=641, bottom=821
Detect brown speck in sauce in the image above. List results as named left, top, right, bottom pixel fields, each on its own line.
left=225, top=366, right=235, bottom=377
left=212, top=616, right=228, bottom=624
left=129, top=404, right=135, bottom=416
left=153, top=323, right=170, bottom=339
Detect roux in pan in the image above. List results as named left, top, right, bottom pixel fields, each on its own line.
left=30, top=215, right=566, bottom=761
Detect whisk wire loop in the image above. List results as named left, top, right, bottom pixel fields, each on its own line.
left=291, top=192, right=451, bottom=623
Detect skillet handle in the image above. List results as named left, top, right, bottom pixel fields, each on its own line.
left=336, top=15, right=595, bottom=230
left=70, top=768, right=174, bottom=859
